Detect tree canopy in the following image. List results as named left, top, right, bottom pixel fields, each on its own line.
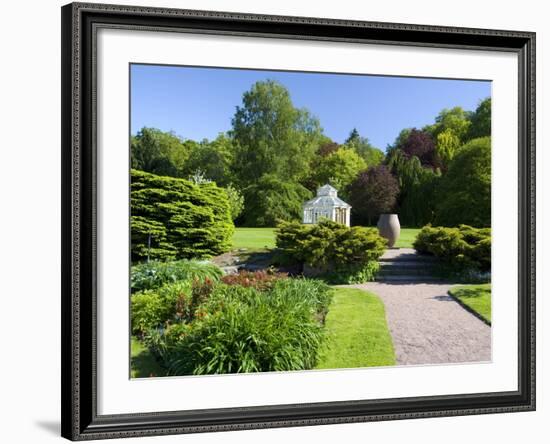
left=348, top=165, right=399, bottom=225
left=231, top=80, right=323, bottom=186
left=240, top=175, right=312, bottom=227
left=345, top=128, right=384, bottom=166
left=309, top=147, right=367, bottom=194
left=130, top=80, right=491, bottom=230
left=183, top=134, right=235, bottom=186
left=467, top=98, right=492, bottom=140
left=399, top=129, right=438, bottom=168
left=131, top=127, right=193, bottom=177
left=435, top=137, right=491, bottom=227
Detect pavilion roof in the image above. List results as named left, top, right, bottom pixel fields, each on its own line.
left=303, top=184, right=351, bottom=209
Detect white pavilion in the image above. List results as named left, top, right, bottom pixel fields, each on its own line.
left=302, top=184, right=352, bottom=227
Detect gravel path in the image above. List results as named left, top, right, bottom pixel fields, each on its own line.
left=352, top=281, right=491, bottom=366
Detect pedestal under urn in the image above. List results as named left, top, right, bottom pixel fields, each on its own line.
left=377, top=214, right=400, bottom=248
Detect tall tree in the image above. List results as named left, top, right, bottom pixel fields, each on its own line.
left=309, top=147, right=366, bottom=194
left=231, top=80, right=323, bottom=187
left=401, top=129, right=438, bottom=169
left=317, top=141, right=340, bottom=157
left=425, top=106, right=471, bottom=143
left=183, top=133, right=235, bottom=186
left=348, top=165, right=399, bottom=225
left=386, top=147, right=440, bottom=226
left=345, top=128, right=384, bottom=166
left=131, top=127, right=193, bottom=177
left=390, top=128, right=412, bottom=151
left=467, top=98, right=491, bottom=140
left=345, top=128, right=361, bottom=145
left=435, top=137, right=491, bottom=227
left=240, top=175, right=312, bottom=227
left=435, top=129, right=461, bottom=170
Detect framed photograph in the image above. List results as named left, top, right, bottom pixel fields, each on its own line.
left=61, top=2, right=535, bottom=440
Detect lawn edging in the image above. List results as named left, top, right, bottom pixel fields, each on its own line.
left=447, top=287, right=491, bottom=326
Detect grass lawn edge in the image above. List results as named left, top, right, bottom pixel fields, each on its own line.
left=448, top=284, right=491, bottom=326
left=315, top=287, right=396, bottom=370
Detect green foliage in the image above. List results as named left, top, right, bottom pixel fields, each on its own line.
left=131, top=127, right=193, bottom=177
left=232, top=80, right=323, bottom=186
left=345, top=128, right=384, bottom=166
left=275, top=220, right=386, bottom=283
left=308, top=147, right=367, bottom=193
left=130, top=215, right=176, bottom=261
left=270, top=278, right=334, bottom=323
left=131, top=259, right=223, bottom=293
left=386, top=148, right=441, bottom=226
left=384, top=102, right=491, bottom=228
left=224, top=184, right=244, bottom=221
left=152, top=280, right=333, bottom=375
left=131, top=336, right=167, bottom=378
left=131, top=281, right=191, bottom=335
left=240, top=175, right=312, bottom=227
left=467, top=98, right=491, bottom=140
left=230, top=80, right=328, bottom=224
left=323, top=261, right=380, bottom=285
left=131, top=169, right=234, bottom=261
left=425, top=106, right=472, bottom=143
left=131, top=272, right=222, bottom=337
left=435, top=137, right=491, bottom=227
left=413, top=224, right=491, bottom=271
left=182, top=134, right=235, bottom=186
left=390, top=128, right=413, bottom=151
left=435, top=128, right=461, bottom=169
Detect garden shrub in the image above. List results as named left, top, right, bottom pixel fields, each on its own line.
left=220, top=269, right=288, bottom=291
left=132, top=276, right=224, bottom=337
left=322, top=261, right=380, bottom=285
left=146, top=279, right=333, bottom=375
left=275, top=219, right=386, bottom=283
left=131, top=281, right=191, bottom=335
left=131, top=259, right=223, bottom=293
left=413, top=224, right=491, bottom=271
left=131, top=169, right=234, bottom=261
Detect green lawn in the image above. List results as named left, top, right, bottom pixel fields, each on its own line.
left=316, top=287, right=396, bottom=369
left=232, top=227, right=276, bottom=250
left=231, top=226, right=420, bottom=250
left=448, top=284, right=491, bottom=324
left=394, top=228, right=421, bottom=248
left=131, top=336, right=166, bottom=378
left=131, top=287, right=396, bottom=376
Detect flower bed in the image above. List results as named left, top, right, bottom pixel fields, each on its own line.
left=131, top=266, right=333, bottom=375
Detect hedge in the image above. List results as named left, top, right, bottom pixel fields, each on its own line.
left=413, top=224, right=491, bottom=271
left=275, top=219, right=386, bottom=283
left=131, top=169, right=234, bottom=261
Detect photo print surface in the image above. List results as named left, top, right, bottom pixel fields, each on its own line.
left=129, top=63, right=492, bottom=378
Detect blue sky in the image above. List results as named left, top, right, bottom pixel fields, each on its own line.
left=130, top=64, right=491, bottom=150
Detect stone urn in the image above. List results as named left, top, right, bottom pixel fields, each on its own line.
left=377, top=214, right=400, bottom=248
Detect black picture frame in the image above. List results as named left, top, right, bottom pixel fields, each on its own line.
left=61, top=2, right=536, bottom=440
